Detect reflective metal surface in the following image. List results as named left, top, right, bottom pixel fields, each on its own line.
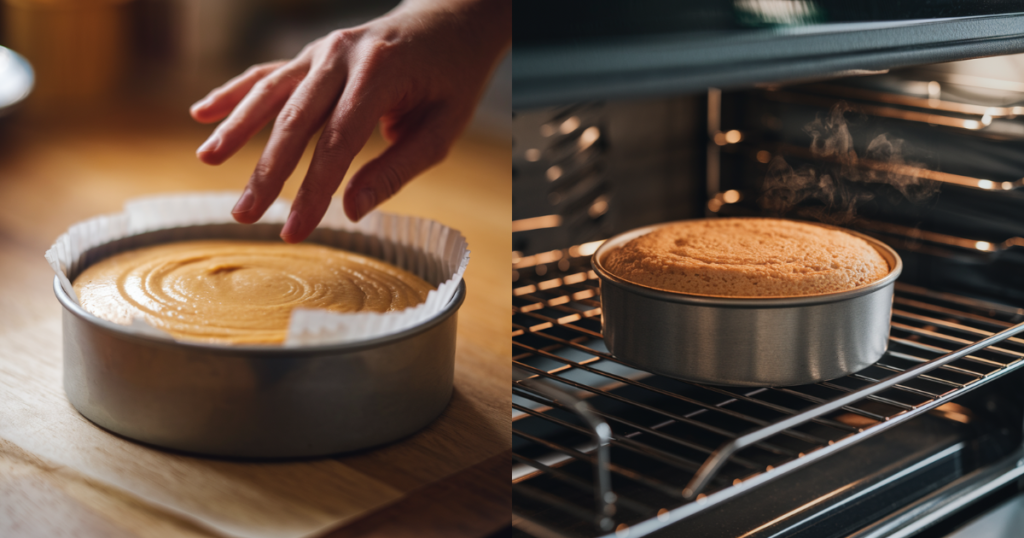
left=512, top=252, right=1024, bottom=536
left=53, top=224, right=465, bottom=458
left=593, top=220, right=902, bottom=386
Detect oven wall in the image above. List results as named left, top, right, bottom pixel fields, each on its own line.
left=513, top=96, right=706, bottom=255
left=515, top=57, right=1024, bottom=306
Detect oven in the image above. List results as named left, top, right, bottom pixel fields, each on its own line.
left=512, top=6, right=1024, bottom=537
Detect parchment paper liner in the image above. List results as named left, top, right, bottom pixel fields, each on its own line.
left=45, top=192, right=469, bottom=346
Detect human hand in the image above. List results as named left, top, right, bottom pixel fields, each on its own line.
left=189, top=0, right=510, bottom=242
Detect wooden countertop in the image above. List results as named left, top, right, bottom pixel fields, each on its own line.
left=0, top=110, right=510, bottom=537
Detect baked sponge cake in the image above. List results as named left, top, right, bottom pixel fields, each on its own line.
left=603, top=218, right=890, bottom=297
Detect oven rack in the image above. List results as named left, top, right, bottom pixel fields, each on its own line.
left=762, top=87, right=1024, bottom=141
left=511, top=247, right=1024, bottom=538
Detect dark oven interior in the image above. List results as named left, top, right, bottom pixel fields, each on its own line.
left=512, top=56, right=1024, bottom=538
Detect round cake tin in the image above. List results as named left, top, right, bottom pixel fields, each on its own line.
left=592, top=219, right=902, bottom=387
left=53, top=223, right=465, bottom=458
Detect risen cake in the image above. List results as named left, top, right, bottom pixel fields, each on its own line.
left=603, top=218, right=890, bottom=297
left=73, top=240, right=434, bottom=344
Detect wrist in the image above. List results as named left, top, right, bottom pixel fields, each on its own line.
left=397, top=0, right=511, bottom=56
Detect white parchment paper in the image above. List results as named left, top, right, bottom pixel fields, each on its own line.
left=43, top=192, right=469, bottom=346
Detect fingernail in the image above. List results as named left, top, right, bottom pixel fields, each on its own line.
left=190, top=97, right=210, bottom=112
left=233, top=188, right=255, bottom=214
left=198, top=133, right=221, bottom=155
left=354, top=190, right=375, bottom=221
left=280, top=210, right=301, bottom=241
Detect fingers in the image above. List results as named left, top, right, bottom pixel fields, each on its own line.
left=190, top=61, right=286, bottom=124
left=278, top=83, right=394, bottom=243
left=196, top=65, right=308, bottom=166
left=231, top=60, right=350, bottom=224
left=342, top=105, right=458, bottom=222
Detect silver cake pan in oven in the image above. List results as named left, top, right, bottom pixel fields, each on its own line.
left=53, top=223, right=465, bottom=458
left=592, top=220, right=902, bottom=387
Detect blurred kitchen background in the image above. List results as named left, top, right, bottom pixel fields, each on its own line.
left=0, top=0, right=509, bottom=346
left=0, top=0, right=509, bottom=132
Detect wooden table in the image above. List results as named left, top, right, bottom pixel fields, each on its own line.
left=0, top=109, right=510, bottom=538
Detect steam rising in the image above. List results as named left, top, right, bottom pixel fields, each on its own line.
left=761, top=102, right=940, bottom=223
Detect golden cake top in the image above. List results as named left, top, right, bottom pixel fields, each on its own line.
left=603, top=218, right=890, bottom=297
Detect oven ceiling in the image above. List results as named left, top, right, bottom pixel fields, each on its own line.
left=514, top=10, right=1024, bottom=109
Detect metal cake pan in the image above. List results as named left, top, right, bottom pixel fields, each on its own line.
left=592, top=219, right=902, bottom=387
left=53, top=223, right=465, bottom=458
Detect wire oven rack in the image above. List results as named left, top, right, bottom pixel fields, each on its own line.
left=512, top=245, right=1024, bottom=538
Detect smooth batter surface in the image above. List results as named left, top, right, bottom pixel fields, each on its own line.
left=604, top=218, right=890, bottom=297
left=73, top=240, right=434, bottom=344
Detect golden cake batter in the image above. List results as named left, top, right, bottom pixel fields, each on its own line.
left=73, top=240, right=434, bottom=344
left=604, top=218, right=890, bottom=297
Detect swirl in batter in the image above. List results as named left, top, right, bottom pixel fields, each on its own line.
left=72, top=240, right=434, bottom=344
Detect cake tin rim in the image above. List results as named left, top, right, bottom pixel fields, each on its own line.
left=54, top=275, right=466, bottom=355
left=592, top=217, right=902, bottom=308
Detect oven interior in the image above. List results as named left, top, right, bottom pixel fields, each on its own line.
left=512, top=56, right=1024, bottom=538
